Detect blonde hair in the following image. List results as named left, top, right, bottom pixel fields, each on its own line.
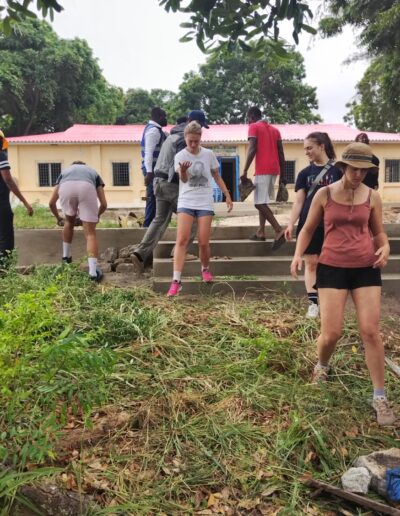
left=184, top=121, right=202, bottom=137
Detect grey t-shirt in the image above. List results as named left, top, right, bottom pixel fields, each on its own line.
left=56, top=164, right=105, bottom=188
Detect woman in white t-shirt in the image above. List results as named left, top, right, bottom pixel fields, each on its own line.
left=167, top=121, right=233, bottom=296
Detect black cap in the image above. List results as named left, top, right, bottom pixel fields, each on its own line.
left=187, top=110, right=209, bottom=128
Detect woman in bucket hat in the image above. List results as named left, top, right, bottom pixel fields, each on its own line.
left=290, top=142, right=396, bottom=427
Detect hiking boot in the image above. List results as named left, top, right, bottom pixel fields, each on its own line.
left=167, top=280, right=182, bottom=297
left=201, top=269, right=213, bottom=283
left=307, top=303, right=320, bottom=318
left=132, top=253, right=145, bottom=274
left=312, top=365, right=329, bottom=383
left=62, top=256, right=72, bottom=264
left=372, top=397, right=396, bottom=426
left=89, top=268, right=103, bottom=283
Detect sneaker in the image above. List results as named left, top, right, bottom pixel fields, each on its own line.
left=132, top=253, right=145, bottom=274
left=312, top=365, right=329, bottom=383
left=62, top=256, right=72, bottom=264
left=372, top=397, right=396, bottom=426
left=201, top=269, right=213, bottom=283
left=306, top=303, right=320, bottom=318
left=167, top=280, right=182, bottom=297
left=89, top=268, right=103, bottom=283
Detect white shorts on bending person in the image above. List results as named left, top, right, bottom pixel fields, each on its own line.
left=254, top=174, right=277, bottom=204
left=59, top=181, right=99, bottom=223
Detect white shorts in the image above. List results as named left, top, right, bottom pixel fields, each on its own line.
left=254, top=174, right=277, bottom=204
left=59, top=181, right=98, bottom=223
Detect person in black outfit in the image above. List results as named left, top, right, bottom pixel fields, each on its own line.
left=0, top=130, right=33, bottom=268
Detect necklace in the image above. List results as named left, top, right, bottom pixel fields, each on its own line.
left=341, top=178, right=361, bottom=213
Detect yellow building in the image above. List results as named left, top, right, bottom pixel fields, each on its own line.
left=7, top=123, right=400, bottom=206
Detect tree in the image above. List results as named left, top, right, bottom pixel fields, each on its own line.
left=159, top=0, right=316, bottom=53
left=319, top=0, right=400, bottom=55
left=0, top=0, right=63, bottom=34
left=319, top=0, right=400, bottom=131
left=170, top=42, right=321, bottom=124
left=344, top=54, right=400, bottom=132
left=117, top=88, right=176, bottom=124
left=0, top=19, right=124, bottom=135
left=1, top=1, right=317, bottom=52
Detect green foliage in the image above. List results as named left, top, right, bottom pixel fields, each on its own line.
left=344, top=54, right=400, bottom=132
left=0, top=19, right=124, bottom=135
left=13, top=204, right=56, bottom=229
left=171, top=42, right=321, bottom=123
left=159, top=0, right=316, bottom=53
left=319, top=0, right=400, bottom=55
left=320, top=0, right=400, bottom=131
left=117, top=88, right=176, bottom=124
left=0, top=283, right=115, bottom=465
left=0, top=267, right=399, bottom=511
left=0, top=0, right=63, bottom=35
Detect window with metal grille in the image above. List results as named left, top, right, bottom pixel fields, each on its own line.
left=284, top=160, right=296, bottom=184
left=385, top=159, right=400, bottom=182
left=112, top=162, right=130, bottom=186
left=38, top=163, right=61, bottom=187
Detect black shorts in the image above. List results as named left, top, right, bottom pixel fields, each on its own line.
left=296, top=222, right=324, bottom=255
left=316, top=263, right=382, bottom=290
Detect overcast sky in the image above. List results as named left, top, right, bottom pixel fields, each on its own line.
left=51, top=0, right=368, bottom=125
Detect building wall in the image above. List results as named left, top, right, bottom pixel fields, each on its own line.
left=8, top=143, right=146, bottom=207
left=7, top=140, right=400, bottom=207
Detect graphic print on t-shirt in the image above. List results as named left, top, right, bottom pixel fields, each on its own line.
left=188, top=160, right=209, bottom=187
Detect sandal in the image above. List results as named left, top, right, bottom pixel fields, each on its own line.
left=271, top=233, right=286, bottom=251
left=249, top=234, right=266, bottom=241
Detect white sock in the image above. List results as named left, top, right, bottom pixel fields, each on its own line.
left=316, top=362, right=329, bottom=370
left=173, top=271, right=181, bottom=282
left=201, top=266, right=209, bottom=271
left=88, top=257, right=97, bottom=277
left=63, top=242, right=72, bottom=258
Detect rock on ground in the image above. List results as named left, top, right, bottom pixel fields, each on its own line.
left=341, top=467, right=371, bottom=494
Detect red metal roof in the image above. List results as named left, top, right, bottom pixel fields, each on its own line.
left=7, top=123, right=400, bottom=145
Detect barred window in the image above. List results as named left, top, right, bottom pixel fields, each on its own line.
left=385, top=159, right=400, bottom=182
left=38, top=163, right=61, bottom=187
left=284, top=160, right=296, bottom=184
left=112, top=162, right=130, bottom=186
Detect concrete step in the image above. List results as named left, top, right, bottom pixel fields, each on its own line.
left=153, top=255, right=400, bottom=277
left=154, top=238, right=400, bottom=258
left=162, top=224, right=400, bottom=240
left=153, top=273, right=400, bottom=296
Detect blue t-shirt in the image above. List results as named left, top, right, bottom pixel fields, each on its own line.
left=295, top=162, right=342, bottom=224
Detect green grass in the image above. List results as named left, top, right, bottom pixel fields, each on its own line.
left=13, top=204, right=119, bottom=229
left=0, top=266, right=399, bottom=513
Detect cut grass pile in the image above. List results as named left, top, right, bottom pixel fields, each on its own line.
left=0, top=265, right=399, bottom=514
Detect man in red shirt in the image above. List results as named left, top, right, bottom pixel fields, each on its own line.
left=241, top=107, right=286, bottom=250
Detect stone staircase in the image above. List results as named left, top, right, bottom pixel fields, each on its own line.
left=152, top=224, right=400, bottom=296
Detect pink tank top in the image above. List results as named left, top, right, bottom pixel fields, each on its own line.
left=319, top=187, right=376, bottom=268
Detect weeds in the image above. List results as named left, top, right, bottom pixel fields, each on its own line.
left=13, top=203, right=119, bottom=229
left=0, top=266, right=399, bottom=513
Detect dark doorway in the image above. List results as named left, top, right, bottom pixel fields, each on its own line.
left=218, top=157, right=239, bottom=201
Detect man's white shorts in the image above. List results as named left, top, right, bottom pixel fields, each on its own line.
left=254, top=174, right=277, bottom=204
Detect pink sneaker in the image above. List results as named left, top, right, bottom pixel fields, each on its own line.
left=201, top=269, right=213, bottom=283
left=167, top=280, right=182, bottom=297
